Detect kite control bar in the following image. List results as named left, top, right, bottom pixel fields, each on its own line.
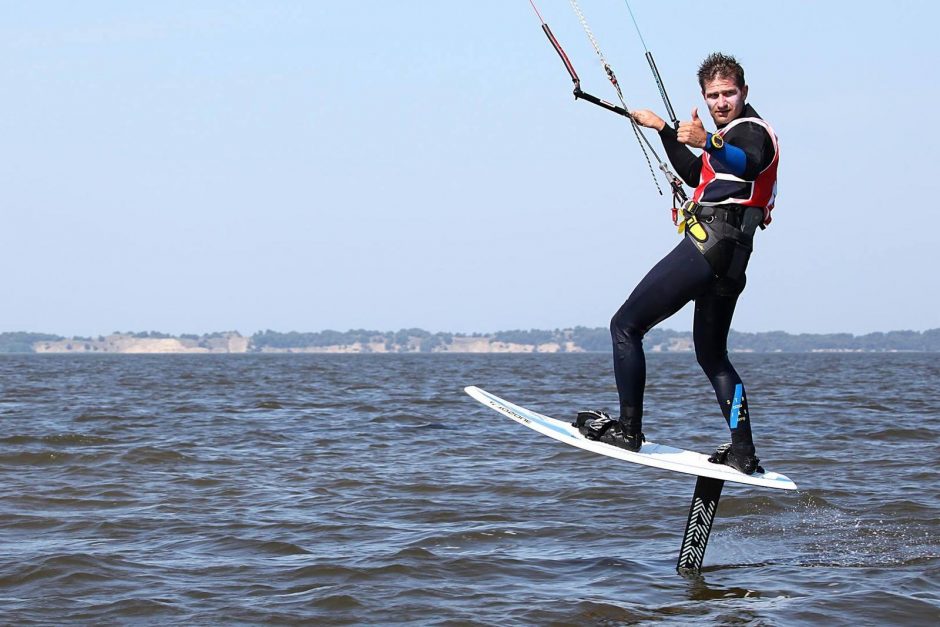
left=535, top=18, right=688, bottom=207
left=539, top=23, right=631, bottom=119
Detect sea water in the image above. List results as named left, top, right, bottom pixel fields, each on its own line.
left=1, top=353, right=937, bottom=625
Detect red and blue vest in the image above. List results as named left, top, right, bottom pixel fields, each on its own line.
left=693, top=116, right=779, bottom=225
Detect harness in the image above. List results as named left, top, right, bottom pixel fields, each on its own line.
left=678, top=113, right=778, bottom=283
left=678, top=200, right=764, bottom=284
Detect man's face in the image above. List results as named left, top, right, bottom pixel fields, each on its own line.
left=702, top=76, right=748, bottom=126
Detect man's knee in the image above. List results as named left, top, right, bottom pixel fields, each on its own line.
left=695, top=344, right=730, bottom=376
left=611, top=310, right=644, bottom=345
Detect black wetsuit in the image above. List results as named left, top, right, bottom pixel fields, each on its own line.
left=610, top=104, right=776, bottom=452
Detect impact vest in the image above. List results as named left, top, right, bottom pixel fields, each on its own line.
left=693, top=116, right=779, bottom=226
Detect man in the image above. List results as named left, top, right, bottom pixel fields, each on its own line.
left=574, top=53, right=779, bottom=475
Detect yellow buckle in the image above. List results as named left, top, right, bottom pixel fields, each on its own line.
left=677, top=201, right=708, bottom=242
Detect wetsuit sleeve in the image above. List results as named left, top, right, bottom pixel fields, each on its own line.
left=721, top=122, right=775, bottom=181
left=706, top=136, right=747, bottom=177
left=658, top=125, right=702, bottom=187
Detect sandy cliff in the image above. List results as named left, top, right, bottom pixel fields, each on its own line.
left=34, top=333, right=249, bottom=354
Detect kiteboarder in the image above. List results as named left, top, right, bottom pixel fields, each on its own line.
left=578, top=53, right=779, bottom=475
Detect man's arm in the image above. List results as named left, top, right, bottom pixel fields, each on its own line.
left=658, top=125, right=702, bottom=187
left=720, top=122, right=775, bottom=180
left=631, top=109, right=702, bottom=187
left=704, top=135, right=747, bottom=177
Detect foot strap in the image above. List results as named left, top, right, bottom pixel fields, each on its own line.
left=707, top=442, right=732, bottom=464
left=573, top=411, right=619, bottom=440
left=708, top=442, right=764, bottom=475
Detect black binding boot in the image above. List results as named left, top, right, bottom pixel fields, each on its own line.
left=708, top=442, right=764, bottom=475
left=573, top=411, right=645, bottom=453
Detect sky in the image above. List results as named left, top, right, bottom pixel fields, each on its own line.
left=2, top=1, right=938, bottom=337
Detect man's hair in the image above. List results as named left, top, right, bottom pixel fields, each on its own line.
left=698, top=53, right=745, bottom=91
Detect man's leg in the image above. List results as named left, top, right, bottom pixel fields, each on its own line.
left=693, top=276, right=759, bottom=465
left=610, top=237, right=713, bottom=433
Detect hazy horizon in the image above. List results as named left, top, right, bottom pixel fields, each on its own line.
left=5, top=325, right=937, bottom=339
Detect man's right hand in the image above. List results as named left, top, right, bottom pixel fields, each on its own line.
left=630, top=109, right=665, bottom=131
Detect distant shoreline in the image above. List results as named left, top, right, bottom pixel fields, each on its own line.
left=1, top=328, right=937, bottom=354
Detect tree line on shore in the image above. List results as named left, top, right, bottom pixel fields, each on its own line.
left=1, top=327, right=938, bottom=353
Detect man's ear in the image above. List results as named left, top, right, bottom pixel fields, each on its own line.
left=742, top=84, right=749, bottom=100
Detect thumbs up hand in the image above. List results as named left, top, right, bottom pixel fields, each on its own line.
left=678, top=107, right=707, bottom=148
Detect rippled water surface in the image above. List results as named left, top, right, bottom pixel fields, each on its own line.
left=1, top=353, right=938, bottom=625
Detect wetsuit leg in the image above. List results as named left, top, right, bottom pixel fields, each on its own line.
left=610, top=237, right=714, bottom=430
left=693, top=276, right=755, bottom=451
